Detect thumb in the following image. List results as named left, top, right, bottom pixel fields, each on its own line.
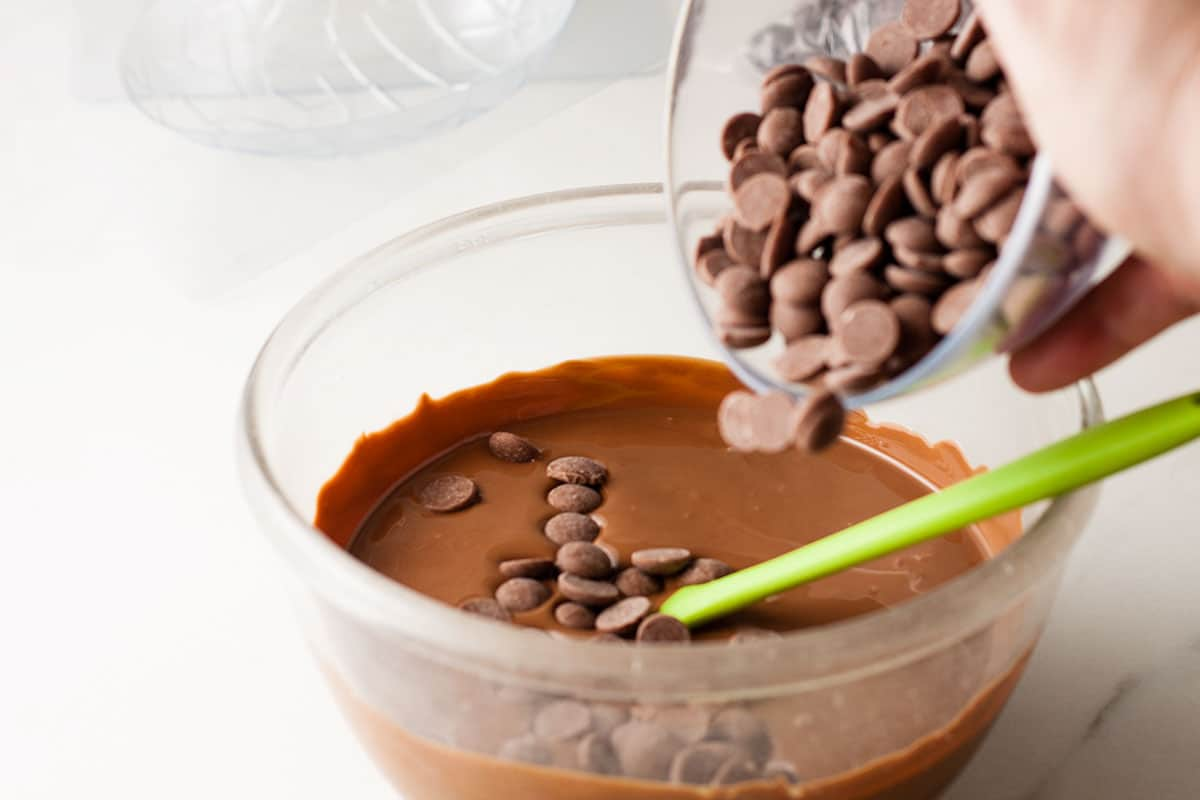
left=971, top=1, right=1134, bottom=113
left=970, top=0, right=1114, bottom=182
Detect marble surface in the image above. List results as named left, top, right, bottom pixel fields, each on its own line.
left=946, top=340, right=1200, bottom=800
left=3, top=4, right=1199, bottom=799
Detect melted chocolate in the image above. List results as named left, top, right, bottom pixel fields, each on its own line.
left=313, top=356, right=1026, bottom=799
left=322, top=357, right=1015, bottom=638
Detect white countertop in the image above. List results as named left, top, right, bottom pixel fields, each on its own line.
left=3, top=5, right=1199, bottom=799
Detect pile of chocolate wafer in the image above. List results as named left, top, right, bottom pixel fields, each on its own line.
left=454, top=432, right=738, bottom=642
left=698, top=0, right=1068, bottom=452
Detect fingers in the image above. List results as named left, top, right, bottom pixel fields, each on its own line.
left=1009, top=257, right=1199, bottom=392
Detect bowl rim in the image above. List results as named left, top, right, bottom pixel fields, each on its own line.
left=238, top=182, right=1103, bottom=698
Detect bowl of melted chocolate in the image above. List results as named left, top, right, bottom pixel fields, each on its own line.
left=240, top=184, right=1102, bottom=799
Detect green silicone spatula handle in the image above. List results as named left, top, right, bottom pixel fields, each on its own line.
left=661, top=390, right=1200, bottom=629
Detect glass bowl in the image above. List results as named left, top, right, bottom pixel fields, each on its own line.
left=238, top=183, right=1101, bottom=798
left=121, top=0, right=576, bottom=156
left=665, top=0, right=1131, bottom=408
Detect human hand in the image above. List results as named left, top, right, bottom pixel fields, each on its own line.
left=976, top=0, right=1200, bottom=390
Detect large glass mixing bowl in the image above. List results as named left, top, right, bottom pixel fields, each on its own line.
left=239, top=184, right=1101, bottom=798
left=665, top=0, right=1130, bottom=408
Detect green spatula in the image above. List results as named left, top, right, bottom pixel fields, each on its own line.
left=660, top=390, right=1200, bottom=629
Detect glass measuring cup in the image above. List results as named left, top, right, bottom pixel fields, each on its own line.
left=665, top=0, right=1131, bottom=407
